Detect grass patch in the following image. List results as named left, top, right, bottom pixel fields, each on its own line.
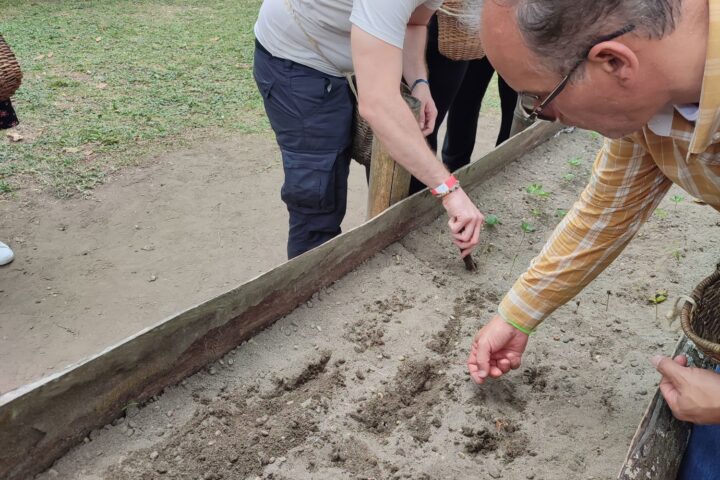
left=0, top=0, right=266, bottom=197
left=480, top=74, right=502, bottom=113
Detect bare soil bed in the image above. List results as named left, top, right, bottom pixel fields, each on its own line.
left=36, top=129, right=720, bottom=480
left=0, top=116, right=499, bottom=394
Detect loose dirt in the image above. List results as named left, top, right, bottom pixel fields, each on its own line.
left=0, top=115, right=499, bottom=394
left=33, top=128, right=720, bottom=480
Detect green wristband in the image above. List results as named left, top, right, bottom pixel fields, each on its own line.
left=504, top=318, right=535, bottom=336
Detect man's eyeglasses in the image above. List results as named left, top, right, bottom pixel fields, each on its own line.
left=519, top=24, right=637, bottom=122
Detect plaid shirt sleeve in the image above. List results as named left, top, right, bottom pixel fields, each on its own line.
left=498, top=136, right=675, bottom=332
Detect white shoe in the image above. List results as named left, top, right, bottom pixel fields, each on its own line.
left=0, top=241, right=14, bottom=266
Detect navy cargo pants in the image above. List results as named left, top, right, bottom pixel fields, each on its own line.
left=253, top=40, right=353, bottom=259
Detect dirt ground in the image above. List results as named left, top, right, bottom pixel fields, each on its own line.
left=32, top=129, right=720, bottom=480
left=0, top=115, right=499, bottom=394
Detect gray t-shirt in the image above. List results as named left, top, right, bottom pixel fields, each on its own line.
left=254, top=0, right=443, bottom=76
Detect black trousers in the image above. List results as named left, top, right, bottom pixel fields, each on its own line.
left=253, top=41, right=353, bottom=259
left=410, top=16, right=517, bottom=192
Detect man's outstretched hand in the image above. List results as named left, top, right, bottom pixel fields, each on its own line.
left=468, top=315, right=529, bottom=384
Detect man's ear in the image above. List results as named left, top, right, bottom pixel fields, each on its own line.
left=587, top=41, right=639, bottom=84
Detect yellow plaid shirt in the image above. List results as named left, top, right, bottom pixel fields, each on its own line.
left=499, top=3, right=720, bottom=332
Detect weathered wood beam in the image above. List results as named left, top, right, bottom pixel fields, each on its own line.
left=617, top=336, right=692, bottom=480
left=0, top=122, right=562, bottom=480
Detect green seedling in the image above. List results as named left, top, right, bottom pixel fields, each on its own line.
left=485, top=214, right=502, bottom=228
left=510, top=222, right=536, bottom=276
left=654, top=208, right=669, bottom=219
left=671, top=249, right=682, bottom=263
left=589, top=131, right=601, bottom=140
left=648, top=289, right=668, bottom=320
left=568, top=157, right=583, bottom=167
left=531, top=207, right=542, bottom=217
left=670, top=195, right=685, bottom=210
left=555, top=208, right=568, bottom=218
left=527, top=183, right=551, bottom=198
left=562, top=173, right=575, bottom=182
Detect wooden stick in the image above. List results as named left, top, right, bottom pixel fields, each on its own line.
left=463, top=254, right=477, bottom=271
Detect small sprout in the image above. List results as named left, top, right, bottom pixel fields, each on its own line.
left=671, top=249, right=682, bottom=263
left=521, top=221, right=536, bottom=233
left=648, top=289, right=668, bottom=320
left=670, top=195, right=685, bottom=210
left=568, top=157, right=583, bottom=167
left=589, top=131, right=601, bottom=140
left=485, top=214, right=502, bottom=228
left=648, top=290, right=668, bottom=305
left=562, top=173, right=575, bottom=182
left=527, top=183, right=550, bottom=198
left=555, top=208, right=568, bottom=218
left=531, top=207, right=542, bottom=217
left=654, top=208, right=669, bottom=219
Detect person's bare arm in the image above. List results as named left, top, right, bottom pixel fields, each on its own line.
left=352, top=25, right=483, bottom=256
left=402, top=6, right=436, bottom=134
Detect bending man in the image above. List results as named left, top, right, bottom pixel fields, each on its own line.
left=467, top=0, right=720, bottom=452
left=254, top=0, right=484, bottom=259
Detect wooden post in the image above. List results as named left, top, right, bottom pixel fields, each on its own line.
left=367, top=95, right=422, bottom=219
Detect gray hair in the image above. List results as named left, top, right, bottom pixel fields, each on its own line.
left=512, top=0, right=682, bottom=76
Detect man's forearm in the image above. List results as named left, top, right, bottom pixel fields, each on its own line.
left=360, top=90, right=448, bottom=187
left=403, top=24, right=429, bottom=86
left=499, top=140, right=673, bottom=332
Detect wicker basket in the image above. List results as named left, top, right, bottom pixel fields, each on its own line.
left=0, top=35, right=22, bottom=101
left=437, top=0, right=485, bottom=61
left=681, top=265, right=720, bottom=362
left=350, top=83, right=420, bottom=167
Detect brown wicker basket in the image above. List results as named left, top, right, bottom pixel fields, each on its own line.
left=681, top=265, right=720, bottom=362
left=350, top=83, right=420, bottom=167
left=0, top=35, right=22, bottom=101
left=437, top=0, right=485, bottom=61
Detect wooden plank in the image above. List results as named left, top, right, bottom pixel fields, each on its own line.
left=0, top=121, right=562, bottom=480
left=367, top=95, right=421, bottom=219
left=617, top=337, right=693, bottom=480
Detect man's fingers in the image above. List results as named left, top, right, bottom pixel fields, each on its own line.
left=489, top=365, right=504, bottom=378
left=497, top=358, right=512, bottom=374
left=652, top=355, right=687, bottom=387
left=467, top=361, right=486, bottom=384
left=471, top=336, right=491, bottom=380
left=426, top=106, right=437, bottom=133
left=448, top=217, right=463, bottom=234
left=659, top=379, right=681, bottom=412
left=506, top=353, right=522, bottom=370
left=674, top=354, right=688, bottom=367
left=471, top=221, right=482, bottom=246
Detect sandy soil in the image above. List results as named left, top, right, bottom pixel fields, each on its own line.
left=0, top=114, right=499, bottom=393
left=33, top=129, right=720, bottom=480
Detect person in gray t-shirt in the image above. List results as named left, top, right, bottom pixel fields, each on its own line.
left=253, top=0, right=485, bottom=259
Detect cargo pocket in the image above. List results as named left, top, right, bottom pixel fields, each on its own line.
left=280, top=150, right=338, bottom=213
